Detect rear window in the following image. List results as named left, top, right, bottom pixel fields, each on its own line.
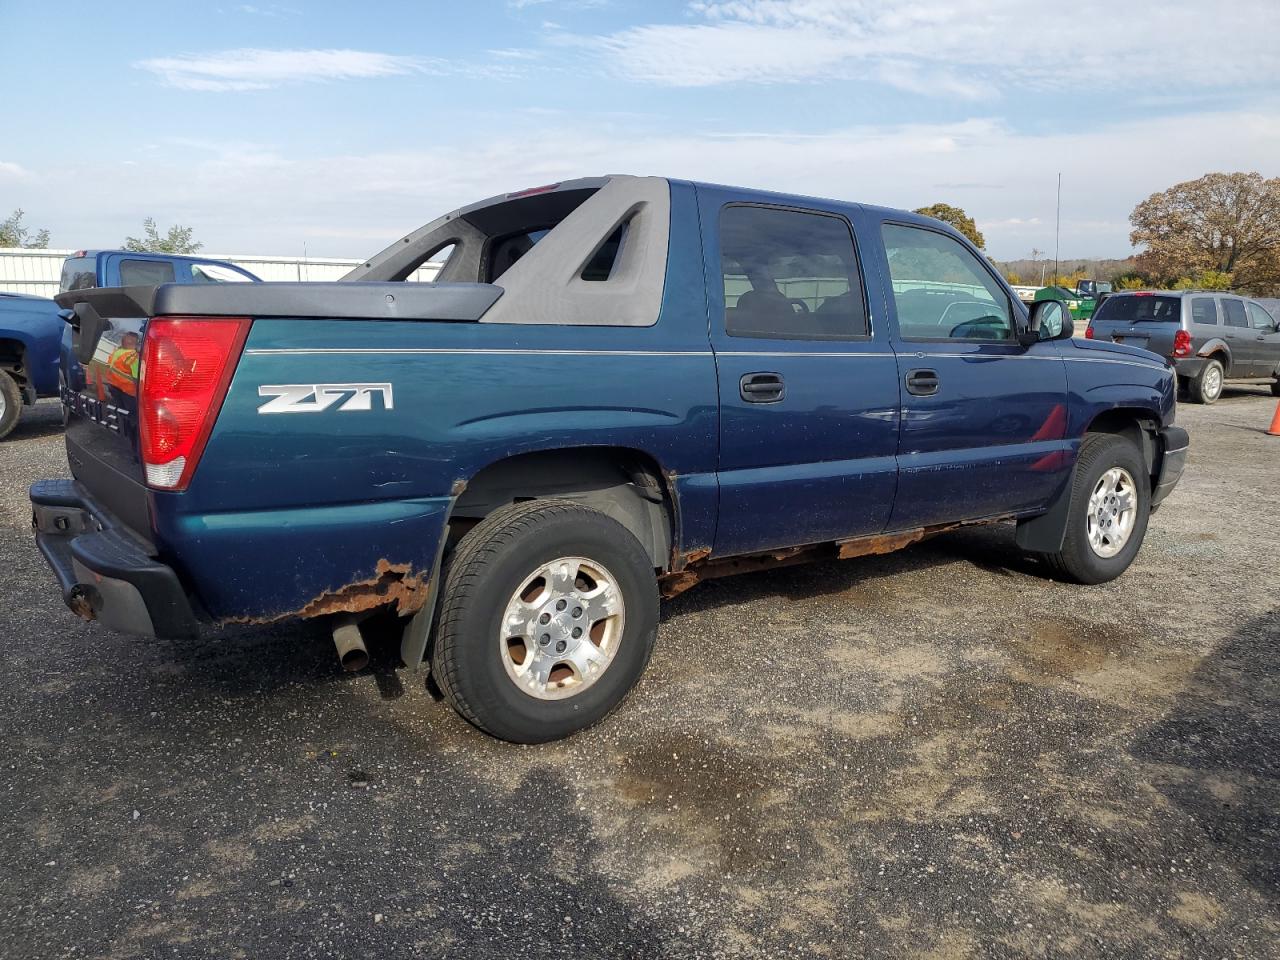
left=120, top=259, right=176, bottom=286
left=60, top=257, right=97, bottom=292
left=1093, top=295, right=1181, bottom=324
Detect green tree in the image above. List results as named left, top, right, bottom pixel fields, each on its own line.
left=123, top=218, right=202, bottom=255
left=0, top=209, right=50, bottom=248
left=1130, top=172, right=1280, bottom=294
left=913, top=203, right=985, bottom=249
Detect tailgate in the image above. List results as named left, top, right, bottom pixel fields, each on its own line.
left=55, top=287, right=155, bottom=540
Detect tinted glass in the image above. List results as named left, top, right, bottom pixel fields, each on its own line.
left=1190, top=297, right=1218, bottom=325
left=881, top=223, right=1013, bottom=341
left=119, top=259, right=176, bottom=286
left=1093, top=295, right=1181, bottom=324
left=60, top=256, right=97, bottom=292
left=1222, top=299, right=1248, bottom=328
left=1246, top=302, right=1275, bottom=330
left=487, top=229, right=549, bottom=282
left=720, top=206, right=868, bottom=339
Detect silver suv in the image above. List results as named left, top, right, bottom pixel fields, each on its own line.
left=1087, top=291, right=1280, bottom=403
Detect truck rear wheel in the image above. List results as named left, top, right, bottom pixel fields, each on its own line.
left=1037, top=434, right=1151, bottom=585
left=431, top=500, right=659, bottom=743
left=0, top=372, right=22, bottom=440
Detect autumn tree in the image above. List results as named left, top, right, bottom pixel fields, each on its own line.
left=123, top=218, right=202, bottom=255
left=914, top=203, right=985, bottom=249
left=1130, top=172, right=1280, bottom=294
left=0, top=209, right=50, bottom=248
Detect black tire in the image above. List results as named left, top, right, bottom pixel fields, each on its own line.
left=431, top=500, right=659, bottom=743
left=1037, top=434, right=1151, bottom=585
left=1189, top=358, right=1224, bottom=404
left=0, top=372, right=21, bottom=441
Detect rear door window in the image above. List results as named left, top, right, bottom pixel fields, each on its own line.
left=1222, top=299, right=1248, bottom=328
left=1093, top=295, right=1181, bottom=324
left=720, top=205, right=868, bottom=339
left=119, top=259, right=176, bottom=286
left=1190, top=297, right=1218, bottom=325
left=1246, top=302, right=1275, bottom=330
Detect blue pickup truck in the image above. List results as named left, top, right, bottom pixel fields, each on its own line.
left=0, top=251, right=259, bottom=440
left=0, top=292, right=63, bottom=439
left=59, top=249, right=260, bottom=291
left=32, top=176, right=1187, bottom=742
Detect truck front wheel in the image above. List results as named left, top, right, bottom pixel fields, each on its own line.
left=431, top=500, right=659, bottom=743
left=0, top=372, right=22, bottom=440
left=1037, top=433, right=1151, bottom=585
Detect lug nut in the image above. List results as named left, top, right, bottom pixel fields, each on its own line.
left=539, top=613, right=551, bottom=624
left=540, top=634, right=550, bottom=646
left=556, top=599, right=567, bottom=611
left=555, top=640, right=567, bottom=653
left=572, top=627, right=582, bottom=639
left=572, top=607, right=582, bottom=618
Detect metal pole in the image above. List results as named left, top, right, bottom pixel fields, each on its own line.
left=1053, top=172, right=1061, bottom=285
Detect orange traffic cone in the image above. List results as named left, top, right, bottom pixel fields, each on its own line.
left=1268, top=399, right=1280, bottom=437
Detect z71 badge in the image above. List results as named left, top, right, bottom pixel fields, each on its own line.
left=257, top=383, right=394, bottom=414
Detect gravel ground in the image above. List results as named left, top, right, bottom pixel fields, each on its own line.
left=2, top=391, right=1277, bottom=959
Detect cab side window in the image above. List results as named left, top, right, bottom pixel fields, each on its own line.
left=881, top=224, right=1013, bottom=341
left=119, top=259, right=176, bottom=286
left=1222, top=299, right=1249, bottom=328
left=720, top=205, right=868, bottom=340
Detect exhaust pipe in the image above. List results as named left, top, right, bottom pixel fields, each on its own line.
left=332, top=618, right=369, bottom=672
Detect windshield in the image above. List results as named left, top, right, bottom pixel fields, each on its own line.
left=1093, top=295, right=1181, bottom=324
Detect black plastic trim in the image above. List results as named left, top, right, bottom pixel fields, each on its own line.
left=30, top=478, right=199, bottom=639
left=56, top=281, right=503, bottom=323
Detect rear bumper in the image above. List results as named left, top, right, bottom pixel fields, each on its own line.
left=1173, top=357, right=1207, bottom=378
left=1151, top=426, right=1189, bottom=507
left=30, top=479, right=199, bottom=639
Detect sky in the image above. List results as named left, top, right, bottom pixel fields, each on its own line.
left=1, top=0, right=1278, bottom=261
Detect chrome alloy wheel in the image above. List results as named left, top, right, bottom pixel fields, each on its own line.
left=1203, top=364, right=1223, bottom=400
left=1086, top=467, right=1137, bottom=559
left=0, top=386, right=6, bottom=422
left=499, top=557, right=625, bottom=700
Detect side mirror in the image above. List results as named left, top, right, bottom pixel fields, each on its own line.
left=1020, top=299, right=1073, bottom=346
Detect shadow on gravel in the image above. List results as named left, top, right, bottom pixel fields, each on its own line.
left=1130, top=609, right=1280, bottom=903
left=6, top=399, right=65, bottom=441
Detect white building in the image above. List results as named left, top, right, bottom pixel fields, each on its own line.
left=0, top=247, right=438, bottom=298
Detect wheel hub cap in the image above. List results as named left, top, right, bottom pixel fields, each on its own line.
left=1086, top=467, right=1137, bottom=559
left=500, top=557, right=624, bottom=701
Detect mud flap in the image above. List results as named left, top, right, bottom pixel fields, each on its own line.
left=1014, top=474, right=1074, bottom=553
left=399, top=524, right=450, bottom=671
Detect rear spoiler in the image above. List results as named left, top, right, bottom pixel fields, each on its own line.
left=54, top=281, right=503, bottom=324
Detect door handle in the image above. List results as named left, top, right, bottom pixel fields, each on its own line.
left=740, top=372, right=785, bottom=403
left=905, top=368, right=940, bottom=397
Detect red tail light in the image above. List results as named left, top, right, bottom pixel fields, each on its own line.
left=1084, top=325, right=1095, bottom=339
left=139, top=317, right=249, bottom=490
left=1172, top=329, right=1193, bottom=358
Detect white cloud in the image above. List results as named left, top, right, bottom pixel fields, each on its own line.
left=134, top=48, right=431, bottom=91
left=0, top=161, right=32, bottom=180
left=14, top=106, right=1280, bottom=259
left=579, top=0, right=1280, bottom=95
